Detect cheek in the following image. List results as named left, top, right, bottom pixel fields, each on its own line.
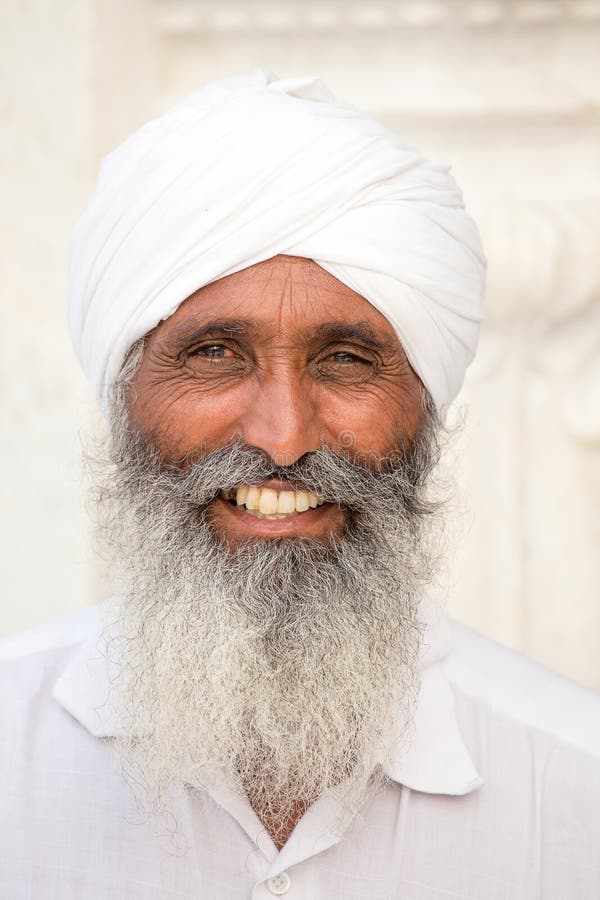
left=321, top=384, right=423, bottom=457
left=129, top=377, right=248, bottom=458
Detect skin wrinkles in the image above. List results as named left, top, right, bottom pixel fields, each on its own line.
left=129, top=255, right=425, bottom=544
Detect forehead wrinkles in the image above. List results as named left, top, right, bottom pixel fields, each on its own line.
left=250, top=257, right=342, bottom=336
left=152, top=256, right=395, bottom=352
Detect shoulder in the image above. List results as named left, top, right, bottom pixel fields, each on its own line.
left=0, top=604, right=105, bottom=722
left=0, top=602, right=115, bottom=786
left=0, top=603, right=102, bottom=662
left=445, top=618, right=600, bottom=759
left=444, top=621, right=600, bottom=886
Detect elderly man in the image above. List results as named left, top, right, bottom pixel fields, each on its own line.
left=1, top=71, right=599, bottom=899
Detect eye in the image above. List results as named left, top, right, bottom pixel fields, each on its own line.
left=313, top=345, right=379, bottom=385
left=328, top=351, right=369, bottom=364
left=191, top=343, right=235, bottom=360
left=184, top=341, right=248, bottom=376
left=323, top=346, right=375, bottom=368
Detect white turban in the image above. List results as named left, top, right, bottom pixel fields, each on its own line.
left=68, top=69, right=485, bottom=419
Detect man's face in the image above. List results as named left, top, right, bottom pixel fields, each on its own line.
left=128, top=255, right=425, bottom=545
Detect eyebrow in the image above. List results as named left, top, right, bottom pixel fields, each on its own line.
left=168, top=319, right=256, bottom=350
left=309, top=321, right=397, bottom=353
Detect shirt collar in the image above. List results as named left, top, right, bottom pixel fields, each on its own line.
left=53, top=596, right=482, bottom=798
left=382, top=597, right=483, bottom=795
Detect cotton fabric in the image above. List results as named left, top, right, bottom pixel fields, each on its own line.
left=68, top=69, right=486, bottom=418
left=2, top=599, right=599, bottom=899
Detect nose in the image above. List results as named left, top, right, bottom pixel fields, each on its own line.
left=238, top=371, right=321, bottom=467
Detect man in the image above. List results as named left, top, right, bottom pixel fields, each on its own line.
left=1, top=70, right=599, bottom=898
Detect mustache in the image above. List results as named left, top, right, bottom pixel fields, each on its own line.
left=107, top=428, right=440, bottom=533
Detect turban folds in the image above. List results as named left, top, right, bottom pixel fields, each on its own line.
left=68, top=69, right=485, bottom=418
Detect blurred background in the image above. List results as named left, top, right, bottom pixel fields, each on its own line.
left=1, top=0, right=599, bottom=689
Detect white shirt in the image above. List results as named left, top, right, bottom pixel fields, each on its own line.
left=1, top=599, right=599, bottom=899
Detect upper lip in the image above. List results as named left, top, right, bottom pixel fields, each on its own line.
left=247, top=478, right=306, bottom=492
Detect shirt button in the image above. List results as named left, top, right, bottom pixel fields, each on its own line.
left=267, top=871, right=291, bottom=895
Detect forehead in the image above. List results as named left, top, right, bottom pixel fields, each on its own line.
left=152, top=255, right=401, bottom=347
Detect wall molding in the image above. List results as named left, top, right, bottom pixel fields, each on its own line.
left=154, top=1, right=600, bottom=35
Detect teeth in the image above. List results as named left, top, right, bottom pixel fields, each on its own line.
left=223, top=485, right=325, bottom=517
left=295, top=491, right=309, bottom=512
left=277, top=491, right=296, bottom=514
left=258, top=489, right=278, bottom=515
left=245, top=486, right=261, bottom=510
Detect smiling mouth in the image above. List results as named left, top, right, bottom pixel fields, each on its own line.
left=219, top=485, right=325, bottom=520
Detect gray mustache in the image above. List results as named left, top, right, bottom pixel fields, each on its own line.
left=162, top=440, right=431, bottom=513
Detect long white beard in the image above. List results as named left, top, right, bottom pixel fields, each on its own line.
left=90, top=409, right=443, bottom=841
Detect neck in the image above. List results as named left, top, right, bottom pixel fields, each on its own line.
left=254, top=798, right=310, bottom=850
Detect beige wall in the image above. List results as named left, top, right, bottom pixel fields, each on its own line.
left=2, top=0, right=599, bottom=690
